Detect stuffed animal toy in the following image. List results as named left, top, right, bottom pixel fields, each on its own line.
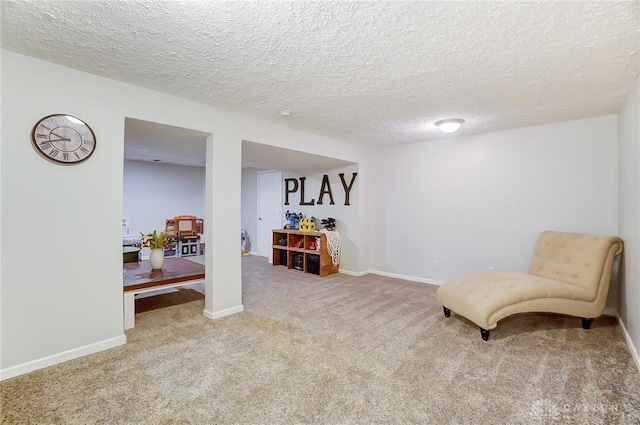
left=299, top=217, right=316, bottom=232
left=285, top=210, right=303, bottom=230
left=321, top=217, right=336, bottom=231
left=309, top=237, right=320, bottom=251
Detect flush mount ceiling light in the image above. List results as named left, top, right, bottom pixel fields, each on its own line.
left=435, top=118, right=465, bottom=134
left=280, top=110, right=292, bottom=118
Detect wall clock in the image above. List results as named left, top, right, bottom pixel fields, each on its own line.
left=31, top=114, right=96, bottom=164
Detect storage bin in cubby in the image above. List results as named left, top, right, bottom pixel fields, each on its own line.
left=307, top=254, right=320, bottom=275
left=272, top=248, right=288, bottom=267
left=293, top=253, right=304, bottom=271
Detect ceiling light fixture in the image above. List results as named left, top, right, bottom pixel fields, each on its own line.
left=435, top=118, right=465, bottom=134
left=280, top=110, right=292, bottom=118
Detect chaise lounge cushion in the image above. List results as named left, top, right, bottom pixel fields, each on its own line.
left=436, top=231, right=623, bottom=332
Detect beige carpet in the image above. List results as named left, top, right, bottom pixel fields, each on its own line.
left=2, top=256, right=639, bottom=424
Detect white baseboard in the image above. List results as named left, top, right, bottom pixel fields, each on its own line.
left=369, top=269, right=444, bottom=286
left=0, top=334, right=126, bottom=381
left=203, top=304, right=244, bottom=320
left=338, top=268, right=444, bottom=284
left=339, top=269, right=370, bottom=277
left=613, top=311, right=640, bottom=374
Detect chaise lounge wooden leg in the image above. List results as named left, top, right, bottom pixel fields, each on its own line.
left=443, top=307, right=451, bottom=317
left=480, top=328, right=490, bottom=341
left=581, top=318, right=593, bottom=329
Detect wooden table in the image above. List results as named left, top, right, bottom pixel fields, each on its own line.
left=123, top=258, right=205, bottom=329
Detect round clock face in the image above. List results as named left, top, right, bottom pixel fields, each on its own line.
left=31, top=114, right=96, bottom=164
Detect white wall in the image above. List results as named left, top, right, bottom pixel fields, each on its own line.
left=283, top=164, right=360, bottom=272
left=1, top=54, right=127, bottom=374
left=2, top=47, right=630, bottom=378
left=241, top=167, right=260, bottom=254
left=618, top=76, right=640, bottom=365
left=0, top=50, right=368, bottom=378
left=123, top=160, right=205, bottom=236
left=370, top=116, right=619, bottom=291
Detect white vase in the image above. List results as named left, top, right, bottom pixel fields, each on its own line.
left=150, top=248, right=164, bottom=270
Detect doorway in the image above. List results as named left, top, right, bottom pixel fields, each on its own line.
left=122, top=117, right=210, bottom=323
left=257, top=170, right=283, bottom=260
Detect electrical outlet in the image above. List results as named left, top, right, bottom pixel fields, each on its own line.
left=433, top=259, right=439, bottom=269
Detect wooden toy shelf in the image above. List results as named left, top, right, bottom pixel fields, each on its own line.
left=272, top=229, right=339, bottom=277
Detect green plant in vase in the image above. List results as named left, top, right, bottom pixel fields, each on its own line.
left=139, top=230, right=168, bottom=269
left=139, top=230, right=168, bottom=249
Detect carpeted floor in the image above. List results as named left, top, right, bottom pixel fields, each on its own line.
left=2, top=255, right=639, bottom=424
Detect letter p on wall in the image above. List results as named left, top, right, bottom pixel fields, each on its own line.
left=284, top=178, right=299, bottom=206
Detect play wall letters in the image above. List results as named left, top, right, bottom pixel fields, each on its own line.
left=284, top=172, right=358, bottom=206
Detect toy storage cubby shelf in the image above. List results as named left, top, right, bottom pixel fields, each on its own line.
left=272, top=229, right=339, bottom=277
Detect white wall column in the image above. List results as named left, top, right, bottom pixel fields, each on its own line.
left=203, top=133, right=244, bottom=319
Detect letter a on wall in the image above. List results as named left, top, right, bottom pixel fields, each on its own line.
left=317, top=174, right=335, bottom=205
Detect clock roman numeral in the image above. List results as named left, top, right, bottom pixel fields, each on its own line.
left=36, top=133, right=47, bottom=138
left=50, top=149, right=59, bottom=158
left=74, top=152, right=80, bottom=159
left=80, top=146, right=90, bottom=154
left=63, top=152, right=69, bottom=161
left=40, top=124, right=52, bottom=130
left=83, top=139, right=94, bottom=145
left=39, top=142, right=52, bottom=150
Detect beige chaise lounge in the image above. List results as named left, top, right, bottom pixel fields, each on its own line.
left=436, top=231, right=623, bottom=341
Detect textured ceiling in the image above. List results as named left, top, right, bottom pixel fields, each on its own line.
left=1, top=1, right=639, bottom=147
left=242, top=140, right=355, bottom=175
left=124, top=118, right=209, bottom=167
left=124, top=117, right=354, bottom=171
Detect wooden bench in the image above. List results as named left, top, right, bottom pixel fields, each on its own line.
left=123, top=258, right=205, bottom=329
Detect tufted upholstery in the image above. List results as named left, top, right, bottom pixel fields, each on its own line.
left=528, top=232, right=619, bottom=291
left=436, top=231, right=623, bottom=333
